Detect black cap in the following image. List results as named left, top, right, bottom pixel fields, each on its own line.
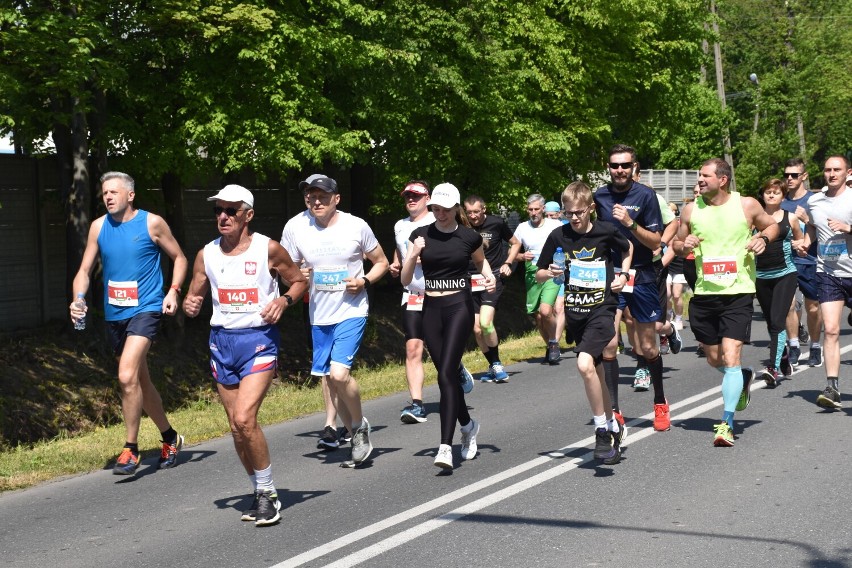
left=299, top=174, right=338, bottom=193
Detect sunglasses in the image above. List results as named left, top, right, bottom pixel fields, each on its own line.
left=403, top=192, right=426, bottom=200
left=609, top=162, right=634, bottom=170
left=213, top=206, right=243, bottom=217
left=783, top=172, right=801, bottom=179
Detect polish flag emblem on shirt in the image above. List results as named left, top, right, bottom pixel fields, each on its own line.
left=245, top=262, right=257, bottom=275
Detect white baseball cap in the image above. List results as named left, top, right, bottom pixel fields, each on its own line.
left=429, top=183, right=460, bottom=209
left=207, top=184, right=254, bottom=208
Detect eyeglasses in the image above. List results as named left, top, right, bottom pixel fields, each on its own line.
left=783, top=172, right=801, bottom=179
left=609, top=162, right=634, bottom=170
left=566, top=207, right=590, bottom=218
left=213, top=206, right=244, bottom=217
left=403, top=192, right=426, bottom=200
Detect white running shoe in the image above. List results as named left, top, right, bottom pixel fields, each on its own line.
left=434, top=444, right=453, bottom=469
left=460, top=420, right=480, bottom=460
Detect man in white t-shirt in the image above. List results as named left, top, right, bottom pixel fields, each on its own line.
left=281, top=175, right=389, bottom=466
left=508, top=193, right=564, bottom=364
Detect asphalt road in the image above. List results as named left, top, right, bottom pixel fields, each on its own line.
left=2, top=313, right=851, bottom=568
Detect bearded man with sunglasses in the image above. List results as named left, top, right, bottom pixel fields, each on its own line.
left=183, top=184, right=307, bottom=526
left=781, top=157, right=822, bottom=368
left=594, top=144, right=672, bottom=432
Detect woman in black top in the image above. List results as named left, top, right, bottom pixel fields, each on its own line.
left=401, top=183, right=496, bottom=470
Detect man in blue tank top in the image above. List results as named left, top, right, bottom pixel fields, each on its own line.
left=70, top=172, right=188, bottom=476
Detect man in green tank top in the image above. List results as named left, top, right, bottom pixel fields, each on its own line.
left=673, top=158, right=780, bottom=447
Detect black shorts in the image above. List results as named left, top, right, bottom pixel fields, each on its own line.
left=402, top=307, right=425, bottom=341
left=107, top=311, right=162, bottom=355
left=568, top=305, right=617, bottom=359
left=654, top=260, right=670, bottom=323
left=472, top=275, right=505, bottom=311
left=688, top=293, right=753, bottom=345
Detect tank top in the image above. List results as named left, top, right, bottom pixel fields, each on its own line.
left=204, top=234, right=279, bottom=329
left=691, top=193, right=756, bottom=295
left=756, top=213, right=796, bottom=278
left=97, top=210, right=164, bottom=321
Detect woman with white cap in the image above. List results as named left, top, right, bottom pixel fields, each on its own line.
left=401, top=183, right=496, bottom=469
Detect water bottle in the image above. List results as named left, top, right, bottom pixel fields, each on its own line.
left=74, top=293, right=87, bottom=331
left=552, top=247, right=566, bottom=285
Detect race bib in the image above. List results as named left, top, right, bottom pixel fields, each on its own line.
left=107, top=280, right=139, bottom=307
left=405, top=292, right=424, bottom=312
left=819, top=239, right=848, bottom=262
left=217, top=284, right=260, bottom=313
left=568, top=260, right=606, bottom=290
left=702, top=256, right=738, bottom=284
left=313, top=265, right=348, bottom=291
left=470, top=273, right=487, bottom=292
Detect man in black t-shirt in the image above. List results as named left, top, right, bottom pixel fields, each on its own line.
left=464, top=195, right=521, bottom=382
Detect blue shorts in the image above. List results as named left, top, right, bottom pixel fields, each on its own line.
left=795, top=262, right=819, bottom=301
left=817, top=272, right=852, bottom=307
left=618, top=282, right=663, bottom=323
left=209, top=325, right=280, bottom=386
left=107, top=311, right=161, bottom=355
left=311, top=317, right=367, bottom=376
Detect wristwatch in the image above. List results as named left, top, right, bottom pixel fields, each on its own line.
left=283, top=294, right=294, bottom=306
left=758, top=235, right=770, bottom=247
left=362, top=276, right=371, bottom=289
left=629, top=221, right=638, bottom=231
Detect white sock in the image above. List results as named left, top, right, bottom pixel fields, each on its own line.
left=812, top=342, right=820, bottom=350
left=254, top=465, right=274, bottom=492
left=593, top=414, right=607, bottom=429
left=789, top=338, right=799, bottom=348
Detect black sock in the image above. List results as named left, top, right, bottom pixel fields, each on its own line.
left=635, top=355, right=647, bottom=371
left=828, top=377, right=839, bottom=391
left=484, top=347, right=498, bottom=366
left=124, top=442, right=139, bottom=454
left=648, top=354, right=666, bottom=404
left=160, top=428, right=177, bottom=444
left=603, top=357, right=620, bottom=412
left=413, top=398, right=423, bottom=407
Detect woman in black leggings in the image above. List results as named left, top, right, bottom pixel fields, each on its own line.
left=401, top=183, right=496, bottom=470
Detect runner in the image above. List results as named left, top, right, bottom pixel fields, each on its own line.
left=281, top=174, right=389, bottom=465
left=182, top=184, right=308, bottom=526
left=69, top=171, right=187, bottom=475
left=673, top=158, right=780, bottom=446
left=536, top=181, right=633, bottom=464
left=401, top=183, right=495, bottom=469
left=463, top=194, right=520, bottom=383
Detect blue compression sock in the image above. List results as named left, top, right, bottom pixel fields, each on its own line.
left=721, top=366, right=744, bottom=419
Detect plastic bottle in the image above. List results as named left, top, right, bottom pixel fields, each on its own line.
left=74, top=293, right=87, bottom=331
left=552, top=247, right=566, bottom=285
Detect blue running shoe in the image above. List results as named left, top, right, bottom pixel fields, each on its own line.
left=808, top=346, right=823, bottom=367
left=158, top=434, right=184, bottom=469
left=491, top=361, right=509, bottom=383
left=459, top=364, right=474, bottom=394
left=113, top=447, right=140, bottom=475
left=400, top=402, right=428, bottom=424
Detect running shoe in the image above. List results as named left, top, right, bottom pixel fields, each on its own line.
left=737, top=368, right=754, bottom=411
left=808, top=346, right=823, bottom=367
left=759, top=366, right=778, bottom=390
left=460, top=419, right=479, bottom=460
left=480, top=368, right=495, bottom=383
left=593, top=427, right=618, bottom=462
left=459, top=364, right=474, bottom=394
left=350, top=417, right=372, bottom=464
left=241, top=490, right=261, bottom=522
left=816, top=386, right=842, bottom=410
left=659, top=335, right=670, bottom=355
left=712, top=422, right=734, bottom=447
left=653, top=400, right=671, bottom=431
left=667, top=325, right=683, bottom=354
left=158, top=434, right=184, bottom=469
left=788, top=345, right=801, bottom=368
left=113, top=447, right=140, bottom=475
left=547, top=341, right=561, bottom=365
left=633, top=367, right=650, bottom=391
left=780, top=348, right=792, bottom=377
left=338, top=427, right=352, bottom=444
left=400, top=402, right=428, bottom=424
left=696, top=344, right=705, bottom=358
left=254, top=490, right=282, bottom=527
left=434, top=444, right=453, bottom=469
left=611, top=412, right=628, bottom=449
left=317, top=425, right=339, bottom=450
left=491, top=361, right=509, bottom=383
left=798, top=324, right=809, bottom=344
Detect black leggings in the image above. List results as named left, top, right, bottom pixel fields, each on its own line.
left=422, top=291, right=474, bottom=445
left=755, top=272, right=798, bottom=368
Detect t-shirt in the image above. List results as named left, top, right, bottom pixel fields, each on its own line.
left=537, top=222, right=631, bottom=318
left=781, top=191, right=817, bottom=265
left=280, top=211, right=379, bottom=325
left=393, top=212, right=435, bottom=293
left=410, top=223, right=483, bottom=291
left=805, top=190, right=852, bottom=277
left=513, top=218, right=564, bottom=265
left=204, top=233, right=279, bottom=329
left=594, top=181, right=662, bottom=284
left=470, top=214, right=515, bottom=270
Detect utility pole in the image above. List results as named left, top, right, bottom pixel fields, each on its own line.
left=710, top=0, right=736, bottom=191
